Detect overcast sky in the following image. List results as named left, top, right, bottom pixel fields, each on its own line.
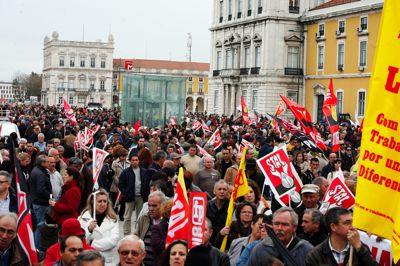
left=0, top=0, right=213, bottom=81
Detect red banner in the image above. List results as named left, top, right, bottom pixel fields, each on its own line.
left=192, top=120, right=202, bottom=131
left=206, top=128, right=222, bottom=149
left=320, top=177, right=355, bottom=214
left=134, top=120, right=141, bottom=135
left=241, top=96, right=251, bottom=126
left=257, top=146, right=303, bottom=207
left=93, top=148, right=109, bottom=185
left=322, top=79, right=340, bottom=152
left=189, top=192, right=207, bottom=249
left=196, top=145, right=211, bottom=157
left=124, top=60, right=133, bottom=70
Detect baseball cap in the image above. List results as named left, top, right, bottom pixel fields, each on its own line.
left=68, top=157, right=83, bottom=165
left=301, top=184, right=320, bottom=194
left=170, top=153, right=181, bottom=160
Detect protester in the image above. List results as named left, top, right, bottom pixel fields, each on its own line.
left=49, top=167, right=82, bottom=225
left=305, top=207, right=378, bottom=265
left=0, top=171, right=17, bottom=213
left=193, top=156, right=220, bottom=198
left=247, top=207, right=313, bottom=266
left=298, top=209, right=327, bottom=246
left=76, top=250, right=105, bottom=266
left=53, top=235, right=84, bottom=266
left=117, top=235, right=146, bottom=266
left=78, top=189, right=119, bottom=265
left=162, top=239, right=188, bottom=266
left=294, top=184, right=321, bottom=235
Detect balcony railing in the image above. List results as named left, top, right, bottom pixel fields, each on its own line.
left=289, top=6, right=299, bottom=14
left=240, top=68, right=250, bottom=75
left=220, top=69, right=240, bottom=77
left=187, top=90, right=193, bottom=95
left=284, top=68, right=303, bottom=76
left=213, top=70, right=220, bottom=76
left=198, top=91, right=204, bottom=95
left=57, top=87, right=65, bottom=91
left=250, top=67, right=260, bottom=75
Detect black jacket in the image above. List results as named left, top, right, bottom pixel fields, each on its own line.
left=28, top=165, right=51, bottom=205
left=305, top=238, right=379, bottom=266
left=118, top=166, right=150, bottom=202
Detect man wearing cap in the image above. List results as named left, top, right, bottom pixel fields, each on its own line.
left=43, top=218, right=95, bottom=266
left=294, top=184, right=321, bottom=235
left=170, top=153, right=183, bottom=174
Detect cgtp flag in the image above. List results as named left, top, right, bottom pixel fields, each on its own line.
left=124, top=60, right=133, bottom=70
left=92, top=148, right=109, bottom=186
left=191, top=120, right=202, bottom=131
left=241, top=96, right=252, bottom=126
left=188, top=192, right=207, bottom=249
left=196, top=145, right=211, bottom=158
left=220, top=147, right=249, bottom=251
left=8, top=138, right=38, bottom=264
left=201, top=120, right=211, bottom=132
left=322, top=79, right=340, bottom=152
left=206, top=128, right=222, bottom=149
left=166, top=168, right=190, bottom=244
left=257, top=145, right=303, bottom=207
left=84, top=127, right=94, bottom=148
left=320, top=176, right=355, bottom=214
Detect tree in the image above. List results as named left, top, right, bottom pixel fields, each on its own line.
left=12, top=72, right=42, bottom=100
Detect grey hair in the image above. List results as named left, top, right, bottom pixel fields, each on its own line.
left=213, top=179, right=228, bottom=191
left=35, top=154, right=47, bottom=166
left=0, top=212, right=18, bottom=224
left=205, top=218, right=213, bottom=230
left=117, top=235, right=145, bottom=253
left=38, top=133, right=45, bottom=138
left=76, top=250, right=105, bottom=265
left=304, top=209, right=325, bottom=224
left=148, top=191, right=166, bottom=203
left=273, top=207, right=299, bottom=227
left=48, top=148, right=59, bottom=156
left=312, top=176, right=327, bottom=187
left=0, top=171, right=11, bottom=182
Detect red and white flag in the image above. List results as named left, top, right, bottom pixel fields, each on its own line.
left=8, top=138, right=38, bottom=264
left=257, top=146, right=303, bottom=207
left=196, top=145, right=211, bottom=157
left=92, top=148, right=109, bottom=185
left=78, top=131, right=88, bottom=152
left=240, top=138, right=254, bottom=152
left=124, top=60, right=133, bottom=70
left=201, top=120, right=211, bottom=132
left=63, top=98, right=77, bottom=125
left=320, top=176, right=355, bottom=214
left=192, top=120, right=202, bottom=131
left=170, top=116, right=177, bottom=125
left=166, top=168, right=190, bottom=244
left=322, top=79, right=340, bottom=152
left=206, top=128, right=222, bottom=149
left=188, top=192, right=207, bottom=249
left=85, top=127, right=94, bottom=148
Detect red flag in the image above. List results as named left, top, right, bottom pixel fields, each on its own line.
left=170, top=116, right=177, bottom=125
left=280, top=95, right=327, bottom=151
left=275, top=101, right=285, bottom=116
left=206, top=128, right=222, bottom=149
left=166, top=168, right=189, bottom=244
left=196, top=145, right=211, bottom=157
left=257, top=146, right=303, bottom=207
left=320, top=176, right=355, bottom=214
left=124, top=60, right=133, bottom=70
left=192, top=120, right=202, bottom=131
left=188, top=192, right=207, bottom=249
left=8, top=138, right=38, bottom=264
left=201, top=120, right=211, bottom=132
left=64, top=99, right=77, bottom=125
left=93, top=148, right=109, bottom=185
left=85, top=127, right=94, bottom=147
left=241, top=96, right=251, bottom=126
left=134, top=120, right=141, bottom=135
left=322, top=79, right=340, bottom=152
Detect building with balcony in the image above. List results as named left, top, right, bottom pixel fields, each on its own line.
left=301, top=0, right=383, bottom=122
left=113, top=59, right=209, bottom=112
left=41, top=31, right=114, bottom=108
left=207, top=0, right=326, bottom=116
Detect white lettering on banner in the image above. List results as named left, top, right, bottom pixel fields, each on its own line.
left=330, top=185, right=350, bottom=206
left=359, top=231, right=392, bottom=265
left=192, top=197, right=205, bottom=225
left=168, top=200, right=188, bottom=238
left=189, top=192, right=207, bottom=249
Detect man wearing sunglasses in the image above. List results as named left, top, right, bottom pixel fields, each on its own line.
left=117, top=235, right=146, bottom=266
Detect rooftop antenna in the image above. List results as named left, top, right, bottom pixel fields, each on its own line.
left=187, top=33, right=192, bottom=62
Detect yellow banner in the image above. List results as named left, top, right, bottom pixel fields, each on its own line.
left=353, top=0, right=400, bottom=263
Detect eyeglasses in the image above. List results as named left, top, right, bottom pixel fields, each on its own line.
left=119, top=250, right=142, bottom=257
left=0, top=227, right=16, bottom=236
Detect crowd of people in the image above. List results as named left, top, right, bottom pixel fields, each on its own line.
left=0, top=103, right=384, bottom=266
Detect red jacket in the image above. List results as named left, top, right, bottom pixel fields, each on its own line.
left=43, top=240, right=94, bottom=266
left=52, top=180, right=81, bottom=225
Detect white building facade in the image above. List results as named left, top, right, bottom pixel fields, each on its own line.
left=0, top=82, right=26, bottom=103
left=41, top=32, right=114, bottom=108
left=207, top=0, right=327, bottom=115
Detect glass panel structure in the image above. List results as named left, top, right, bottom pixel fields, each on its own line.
left=121, top=74, right=186, bottom=127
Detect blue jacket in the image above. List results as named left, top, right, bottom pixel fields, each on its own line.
left=118, top=167, right=150, bottom=202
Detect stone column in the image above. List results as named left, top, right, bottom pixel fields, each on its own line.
left=193, top=96, right=197, bottom=113
left=231, top=85, right=236, bottom=116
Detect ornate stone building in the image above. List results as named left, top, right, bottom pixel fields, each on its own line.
left=41, top=31, right=114, bottom=108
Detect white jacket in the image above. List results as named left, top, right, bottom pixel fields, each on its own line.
left=78, top=211, right=120, bottom=265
